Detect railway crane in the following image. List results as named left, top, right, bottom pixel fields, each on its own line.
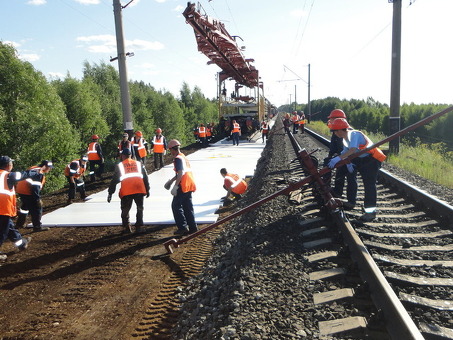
left=183, top=2, right=266, bottom=122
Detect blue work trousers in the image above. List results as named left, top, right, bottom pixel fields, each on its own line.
left=171, top=191, right=197, bottom=232
left=0, top=215, right=22, bottom=247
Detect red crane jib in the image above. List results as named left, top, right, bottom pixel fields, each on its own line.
left=183, top=2, right=259, bottom=88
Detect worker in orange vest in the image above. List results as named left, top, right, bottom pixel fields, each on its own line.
left=87, top=134, right=104, bottom=182
left=297, top=111, right=306, bottom=134
left=151, top=128, right=167, bottom=170
left=231, top=120, right=241, bottom=146
left=198, top=123, right=208, bottom=147
left=164, top=139, right=198, bottom=236
left=131, top=131, right=148, bottom=165
left=107, top=148, right=150, bottom=234
left=291, top=111, right=299, bottom=133
left=15, top=160, right=54, bottom=232
left=328, top=118, right=386, bottom=222
left=65, top=155, right=88, bottom=204
left=220, top=168, right=247, bottom=204
left=0, top=156, right=31, bottom=261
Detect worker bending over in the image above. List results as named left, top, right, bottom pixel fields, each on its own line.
left=328, top=118, right=386, bottom=222
left=220, top=168, right=248, bottom=203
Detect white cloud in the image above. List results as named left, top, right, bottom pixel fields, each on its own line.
left=173, top=5, right=184, bottom=12
left=18, top=53, right=41, bottom=62
left=27, top=0, right=47, bottom=5
left=74, top=0, right=101, bottom=5
left=3, top=41, right=21, bottom=48
left=76, top=35, right=164, bottom=54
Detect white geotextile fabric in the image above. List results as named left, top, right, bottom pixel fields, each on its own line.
left=39, top=137, right=269, bottom=227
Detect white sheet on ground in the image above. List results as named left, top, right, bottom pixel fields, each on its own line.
left=40, top=137, right=270, bottom=227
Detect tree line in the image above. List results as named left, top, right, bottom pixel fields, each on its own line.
left=0, top=42, right=218, bottom=192
left=280, top=96, right=453, bottom=151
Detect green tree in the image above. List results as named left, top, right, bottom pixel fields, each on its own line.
left=0, top=42, right=79, bottom=191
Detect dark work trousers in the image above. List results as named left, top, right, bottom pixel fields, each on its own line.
left=171, top=190, right=197, bottom=232
left=352, top=156, right=382, bottom=209
left=121, top=193, right=145, bottom=227
left=89, top=160, right=104, bottom=181
left=16, top=195, right=42, bottom=228
left=153, top=152, right=164, bottom=169
left=231, top=132, right=240, bottom=145
left=299, top=124, right=305, bottom=133
left=66, top=176, right=86, bottom=200
left=292, top=123, right=298, bottom=133
left=333, top=165, right=358, bottom=205
left=261, top=132, right=268, bottom=142
left=199, top=136, right=207, bottom=147
left=0, top=215, right=22, bottom=247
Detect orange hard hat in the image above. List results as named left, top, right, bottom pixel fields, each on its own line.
left=156, top=128, right=162, bottom=134
left=329, top=118, right=351, bottom=131
left=135, top=131, right=143, bottom=137
left=168, top=139, right=181, bottom=149
left=91, top=134, right=99, bottom=140
left=328, top=109, right=346, bottom=119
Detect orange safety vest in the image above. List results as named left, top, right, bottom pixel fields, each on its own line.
left=174, top=153, right=196, bottom=193
left=291, top=115, right=299, bottom=123
left=232, top=123, right=240, bottom=133
left=133, top=137, right=147, bottom=158
left=0, top=170, right=17, bottom=216
left=152, top=136, right=165, bottom=154
left=64, top=160, right=86, bottom=179
left=117, top=159, right=147, bottom=198
left=16, top=166, right=45, bottom=195
left=355, top=131, right=387, bottom=162
left=206, top=127, right=212, bottom=137
left=118, top=140, right=132, bottom=153
left=198, top=127, right=206, bottom=138
left=224, top=173, right=247, bottom=195
left=87, top=142, right=101, bottom=161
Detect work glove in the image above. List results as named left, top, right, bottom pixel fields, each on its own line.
left=146, top=191, right=150, bottom=198
left=164, top=179, right=173, bottom=190
left=107, top=194, right=112, bottom=203
left=171, top=185, right=179, bottom=196
left=328, top=156, right=341, bottom=169
left=346, top=163, right=355, bottom=173
left=37, top=199, right=43, bottom=208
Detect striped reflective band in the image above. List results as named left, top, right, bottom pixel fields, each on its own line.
left=225, top=175, right=241, bottom=188
left=26, top=178, right=43, bottom=188
left=118, top=162, right=142, bottom=181
left=0, top=172, right=15, bottom=196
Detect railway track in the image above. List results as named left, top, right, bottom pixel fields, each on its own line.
left=125, top=118, right=453, bottom=339
left=293, top=128, right=453, bottom=339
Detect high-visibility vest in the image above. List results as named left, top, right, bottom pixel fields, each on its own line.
left=133, top=137, right=147, bottom=158
left=152, top=136, right=165, bottom=153
left=206, top=127, right=212, bottom=137
left=118, top=140, right=132, bottom=154
left=174, top=153, right=196, bottom=193
left=232, top=123, right=240, bottom=133
left=64, top=160, right=85, bottom=179
left=352, top=130, right=387, bottom=162
left=261, top=122, right=269, bottom=133
left=291, top=115, right=299, bottom=123
left=117, top=159, right=147, bottom=198
left=198, top=127, right=206, bottom=138
left=0, top=170, right=17, bottom=216
left=224, top=173, right=247, bottom=195
left=16, top=166, right=45, bottom=195
left=87, top=142, right=101, bottom=161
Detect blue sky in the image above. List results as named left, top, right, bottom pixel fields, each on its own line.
left=1, top=0, right=452, bottom=107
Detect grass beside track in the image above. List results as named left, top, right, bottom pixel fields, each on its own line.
left=308, top=121, right=453, bottom=189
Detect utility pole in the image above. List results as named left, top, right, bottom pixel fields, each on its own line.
left=112, top=0, right=133, bottom=135
left=289, top=94, right=292, bottom=112
left=389, top=0, right=402, bottom=153
left=294, top=84, right=297, bottom=112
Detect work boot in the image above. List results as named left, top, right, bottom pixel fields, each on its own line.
left=135, top=225, right=145, bottom=234
left=174, top=228, right=189, bottom=236
left=359, top=212, right=376, bottom=222
left=17, top=237, right=31, bottom=251
left=67, top=199, right=72, bottom=205
left=122, top=224, right=132, bottom=234
left=33, top=226, right=50, bottom=232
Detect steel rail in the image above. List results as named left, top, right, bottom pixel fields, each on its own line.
left=305, top=127, right=453, bottom=223
left=286, top=127, right=424, bottom=339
